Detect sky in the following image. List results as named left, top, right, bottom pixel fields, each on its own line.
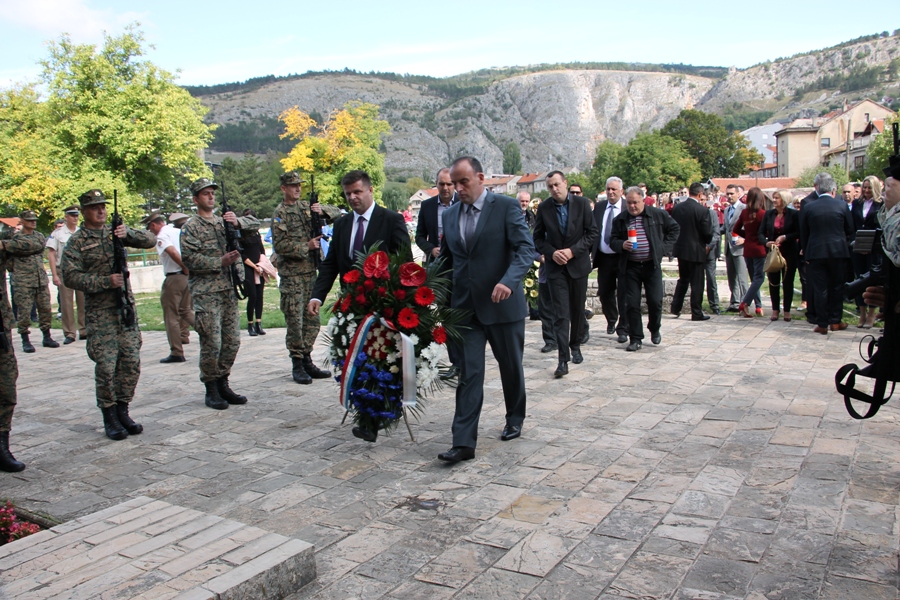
left=0, top=0, right=896, bottom=88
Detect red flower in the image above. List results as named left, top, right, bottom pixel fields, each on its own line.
left=340, top=296, right=352, bottom=312
left=342, top=269, right=361, bottom=284
left=432, top=326, right=447, bottom=345
left=355, top=285, right=365, bottom=295
left=363, top=279, right=375, bottom=291
left=363, top=251, right=390, bottom=279
left=399, top=262, right=427, bottom=287
left=414, top=286, right=435, bottom=306
left=397, top=307, right=420, bottom=329
left=355, top=294, right=367, bottom=306
left=383, top=307, right=394, bottom=317
left=377, top=286, right=387, bottom=296
left=394, top=289, right=407, bottom=301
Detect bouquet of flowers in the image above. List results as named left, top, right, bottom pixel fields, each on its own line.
left=325, top=244, right=467, bottom=440
left=524, top=260, right=540, bottom=309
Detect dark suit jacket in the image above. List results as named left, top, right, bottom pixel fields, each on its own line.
left=533, top=195, right=598, bottom=280
left=671, top=197, right=714, bottom=262
left=799, top=194, right=853, bottom=261
left=851, top=199, right=880, bottom=233
left=591, top=199, right=623, bottom=262
left=311, top=204, right=411, bottom=301
left=799, top=190, right=819, bottom=210
left=759, top=208, right=800, bottom=259
left=438, top=191, right=534, bottom=325
left=609, top=206, right=680, bottom=269
left=414, top=194, right=456, bottom=263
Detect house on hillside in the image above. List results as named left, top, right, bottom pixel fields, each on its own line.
left=747, top=163, right=779, bottom=178
left=483, top=176, right=513, bottom=194
left=774, top=99, right=895, bottom=177
left=741, top=123, right=783, bottom=164
left=517, top=173, right=541, bottom=194
left=532, top=173, right=548, bottom=194
left=408, top=189, right=433, bottom=219
left=825, top=118, right=886, bottom=173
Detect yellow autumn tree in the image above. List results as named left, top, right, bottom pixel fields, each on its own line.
left=280, top=101, right=391, bottom=206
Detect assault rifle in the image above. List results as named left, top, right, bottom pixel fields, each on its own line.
left=309, top=174, right=326, bottom=269
left=219, top=181, right=246, bottom=300
left=111, top=190, right=136, bottom=327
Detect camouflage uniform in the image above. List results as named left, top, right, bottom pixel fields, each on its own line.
left=0, top=230, right=47, bottom=431
left=60, top=210, right=156, bottom=409
left=272, top=173, right=341, bottom=360
left=181, top=193, right=259, bottom=384
left=7, top=216, right=52, bottom=336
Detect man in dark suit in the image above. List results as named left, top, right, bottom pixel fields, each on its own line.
left=593, top=177, right=629, bottom=342
left=436, top=157, right=534, bottom=463
left=610, top=186, right=680, bottom=351
left=799, top=173, right=854, bottom=334
left=533, top=171, right=598, bottom=377
left=415, top=168, right=456, bottom=264
left=308, top=170, right=411, bottom=315
left=670, top=182, right=715, bottom=321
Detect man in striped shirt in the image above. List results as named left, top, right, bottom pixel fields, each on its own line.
left=610, top=187, right=681, bottom=352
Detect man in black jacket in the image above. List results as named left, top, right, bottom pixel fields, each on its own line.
left=610, top=187, right=680, bottom=351
left=533, top=171, right=598, bottom=377
left=670, top=182, right=715, bottom=321
left=415, top=168, right=456, bottom=264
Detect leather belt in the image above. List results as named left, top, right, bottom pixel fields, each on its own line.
left=165, top=272, right=184, bottom=277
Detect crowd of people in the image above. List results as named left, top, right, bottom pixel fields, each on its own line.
left=1, top=157, right=899, bottom=469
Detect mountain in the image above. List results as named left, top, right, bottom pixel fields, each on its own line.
left=194, top=32, right=900, bottom=177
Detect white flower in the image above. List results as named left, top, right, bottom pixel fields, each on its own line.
left=408, top=334, right=420, bottom=346
left=390, top=365, right=399, bottom=374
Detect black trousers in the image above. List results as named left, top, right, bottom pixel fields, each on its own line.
left=623, top=260, right=663, bottom=342
left=767, top=252, right=798, bottom=312
left=547, top=270, right=587, bottom=361
left=807, top=258, right=848, bottom=327
left=672, top=259, right=705, bottom=318
left=595, top=252, right=627, bottom=334
left=244, top=267, right=264, bottom=321
left=538, top=280, right=555, bottom=345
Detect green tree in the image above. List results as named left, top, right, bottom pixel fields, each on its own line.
left=502, top=142, right=522, bottom=174
left=381, top=183, right=408, bottom=212
left=0, top=26, right=212, bottom=223
left=281, top=101, right=391, bottom=206
left=661, top=109, right=763, bottom=177
left=862, top=114, right=899, bottom=177
left=564, top=172, right=597, bottom=199
left=403, top=177, right=429, bottom=199
left=795, top=164, right=850, bottom=188
left=216, top=153, right=285, bottom=219
left=587, top=140, right=623, bottom=193
left=615, top=132, right=702, bottom=193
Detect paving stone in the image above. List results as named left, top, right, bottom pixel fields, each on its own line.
left=607, top=551, right=692, bottom=600
left=681, top=555, right=757, bottom=596
left=414, top=541, right=506, bottom=589
left=494, top=530, right=579, bottom=577
left=456, top=567, right=541, bottom=598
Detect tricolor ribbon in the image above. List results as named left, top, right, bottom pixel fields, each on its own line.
left=339, top=312, right=417, bottom=412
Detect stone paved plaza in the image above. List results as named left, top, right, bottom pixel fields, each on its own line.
left=2, top=313, right=899, bottom=599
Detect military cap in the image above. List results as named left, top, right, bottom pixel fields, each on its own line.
left=189, top=178, right=218, bottom=195
left=64, top=206, right=80, bottom=216
left=140, top=210, right=165, bottom=227
left=79, top=189, right=107, bottom=206
left=168, top=212, right=189, bottom=225
left=280, top=171, right=305, bottom=186
left=19, top=210, right=37, bottom=221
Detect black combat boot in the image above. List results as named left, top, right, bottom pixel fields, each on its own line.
left=21, top=334, right=35, bottom=353
left=216, top=377, right=247, bottom=405
left=255, top=322, right=266, bottom=335
left=291, top=357, right=312, bottom=384
left=42, top=330, right=59, bottom=348
left=116, top=402, right=143, bottom=435
left=248, top=323, right=257, bottom=337
left=0, top=431, right=26, bottom=472
left=204, top=381, right=228, bottom=410
left=100, top=405, right=128, bottom=440
left=303, top=355, right=331, bottom=379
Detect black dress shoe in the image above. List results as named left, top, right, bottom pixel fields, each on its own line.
left=650, top=331, right=661, bottom=345
left=692, top=314, right=711, bottom=321
left=540, top=343, right=557, bottom=353
left=725, top=306, right=739, bottom=313
left=79, top=332, right=88, bottom=340
left=626, top=340, right=643, bottom=352
left=248, top=323, right=257, bottom=337
left=571, top=348, right=583, bottom=364
left=438, top=447, right=475, bottom=462
left=617, top=333, right=628, bottom=343
left=352, top=427, right=377, bottom=442
left=439, top=365, right=460, bottom=381
left=606, top=323, right=616, bottom=334
left=63, top=336, right=75, bottom=345
left=671, top=311, right=681, bottom=318
left=712, top=308, right=722, bottom=315
left=160, top=355, right=186, bottom=363
left=501, top=424, right=521, bottom=441
left=554, top=361, right=568, bottom=378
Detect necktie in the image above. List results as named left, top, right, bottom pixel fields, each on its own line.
left=727, top=205, right=734, bottom=222
left=604, top=204, right=615, bottom=246
left=352, top=215, right=366, bottom=255
left=465, top=205, right=477, bottom=252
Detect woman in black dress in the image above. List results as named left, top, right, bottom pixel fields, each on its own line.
left=240, top=208, right=267, bottom=336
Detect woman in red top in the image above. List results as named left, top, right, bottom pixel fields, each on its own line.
left=735, top=187, right=768, bottom=317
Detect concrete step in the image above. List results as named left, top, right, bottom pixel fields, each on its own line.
left=0, top=496, right=315, bottom=600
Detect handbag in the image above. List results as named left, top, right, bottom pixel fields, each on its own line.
left=763, top=245, right=786, bottom=273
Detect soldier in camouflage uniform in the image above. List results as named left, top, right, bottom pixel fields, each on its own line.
left=271, top=171, right=341, bottom=384
left=60, top=190, right=156, bottom=441
left=0, top=227, right=47, bottom=471
left=7, top=210, right=59, bottom=352
left=181, top=178, right=260, bottom=410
